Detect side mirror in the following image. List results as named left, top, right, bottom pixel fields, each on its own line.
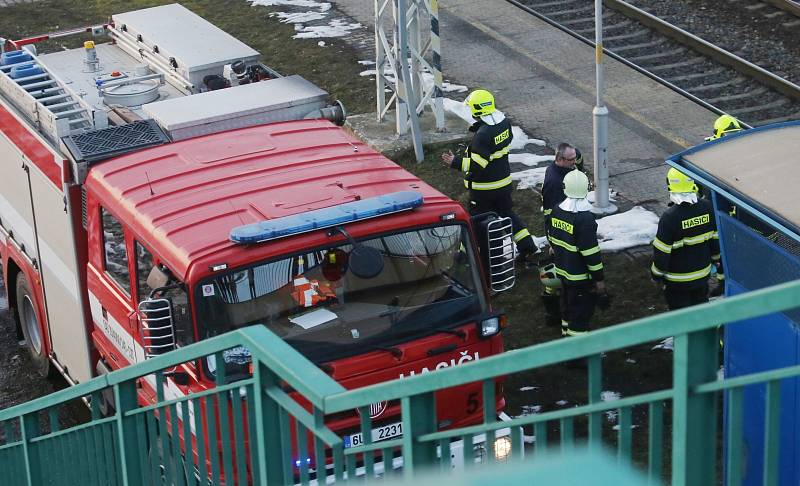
left=137, top=297, right=177, bottom=358
left=471, top=213, right=515, bottom=293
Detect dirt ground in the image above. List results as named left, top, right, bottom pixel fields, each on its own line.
left=0, top=0, right=678, bottom=473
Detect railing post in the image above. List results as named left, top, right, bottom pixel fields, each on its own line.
left=401, top=392, right=437, bottom=478
left=20, top=413, right=41, bottom=486
left=252, top=362, right=287, bottom=485
left=672, top=328, right=718, bottom=486
left=115, top=380, right=144, bottom=486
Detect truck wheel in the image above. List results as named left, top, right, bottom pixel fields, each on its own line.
left=16, top=272, right=51, bottom=377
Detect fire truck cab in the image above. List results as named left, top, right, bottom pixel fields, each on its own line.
left=0, top=3, right=516, bottom=464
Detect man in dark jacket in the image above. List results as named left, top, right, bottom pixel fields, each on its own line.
left=441, top=89, right=537, bottom=259
left=651, top=168, right=721, bottom=310
left=539, top=143, right=582, bottom=326
left=548, top=170, right=605, bottom=336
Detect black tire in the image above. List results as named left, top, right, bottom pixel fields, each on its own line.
left=16, top=272, right=51, bottom=377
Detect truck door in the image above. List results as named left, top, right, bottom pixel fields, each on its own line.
left=88, top=207, right=141, bottom=367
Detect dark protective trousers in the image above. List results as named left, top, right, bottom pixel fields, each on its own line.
left=663, top=282, right=709, bottom=311
left=560, top=281, right=595, bottom=334
left=468, top=187, right=536, bottom=255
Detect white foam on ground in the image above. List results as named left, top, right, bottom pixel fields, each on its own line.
left=587, top=189, right=618, bottom=204
left=652, top=337, right=674, bottom=351
left=294, top=19, right=362, bottom=38
left=601, top=390, right=621, bottom=402
left=511, top=167, right=548, bottom=190
left=510, top=126, right=546, bottom=149
left=359, top=68, right=467, bottom=95
left=518, top=405, right=543, bottom=417
left=442, top=98, right=474, bottom=124
left=596, top=206, right=659, bottom=252
left=509, top=153, right=554, bottom=167
left=272, top=11, right=328, bottom=23
left=602, top=391, right=622, bottom=422
left=252, top=0, right=331, bottom=10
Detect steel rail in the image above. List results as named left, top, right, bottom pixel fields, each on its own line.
left=504, top=0, right=800, bottom=127
left=763, top=0, right=800, bottom=18
left=606, top=0, right=800, bottom=104
left=503, top=0, right=733, bottom=121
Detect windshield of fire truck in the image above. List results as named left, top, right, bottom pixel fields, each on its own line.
left=194, top=224, right=486, bottom=364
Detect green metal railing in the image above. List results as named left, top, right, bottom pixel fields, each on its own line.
left=2, top=278, right=800, bottom=485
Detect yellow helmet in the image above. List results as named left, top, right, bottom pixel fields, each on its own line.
left=666, top=167, right=698, bottom=194
left=707, top=114, right=742, bottom=141
left=465, top=89, right=496, bottom=118
left=563, top=169, right=590, bottom=199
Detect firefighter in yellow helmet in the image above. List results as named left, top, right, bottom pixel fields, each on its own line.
left=705, top=114, right=743, bottom=141
left=548, top=170, right=606, bottom=337
left=651, top=168, right=722, bottom=310
left=441, top=89, right=538, bottom=259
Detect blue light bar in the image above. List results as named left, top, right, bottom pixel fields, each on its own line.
left=230, top=191, right=424, bottom=244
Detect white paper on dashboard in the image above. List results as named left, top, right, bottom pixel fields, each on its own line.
left=289, top=308, right=338, bottom=330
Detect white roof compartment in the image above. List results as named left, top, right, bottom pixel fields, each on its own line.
left=143, top=75, right=329, bottom=140
left=111, top=3, right=260, bottom=92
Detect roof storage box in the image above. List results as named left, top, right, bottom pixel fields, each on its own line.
left=142, top=75, right=329, bottom=140
left=112, top=3, right=259, bottom=92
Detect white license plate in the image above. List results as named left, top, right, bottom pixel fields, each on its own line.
left=344, top=421, right=403, bottom=448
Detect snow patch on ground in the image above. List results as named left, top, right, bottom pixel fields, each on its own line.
left=652, top=337, right=674, bottom=351
left=519, top=386, right=539, bottom=392
left=597, top=206, right=659, bottom=252
left=510, top=126, right=546, bottom=149
left=511, top=167, right=548, bottom=190
left=509, top=153, right=554, bottom=167
left=626, top=358, right=637, bottom=364
left=556, top=400, right=569, bottom=406
left=612, top=424, right=639, bottom=431
left=293, top=19, right=362, bottom=38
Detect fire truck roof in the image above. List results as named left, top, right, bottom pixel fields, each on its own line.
left=87, top=119, right=456, bottom=280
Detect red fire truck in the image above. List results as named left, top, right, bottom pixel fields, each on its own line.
left=0, top=4, right=517, bottom=477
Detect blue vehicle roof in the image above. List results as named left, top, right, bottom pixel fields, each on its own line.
left=666, top=120, right=800, bottom=241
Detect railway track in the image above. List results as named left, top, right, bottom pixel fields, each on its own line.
left=506, top=0, right=800, bottom=127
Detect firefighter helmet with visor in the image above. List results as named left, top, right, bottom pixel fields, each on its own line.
left=666, top=167, right=698, bottom=194
left=465, top=89, right=496, bottom=118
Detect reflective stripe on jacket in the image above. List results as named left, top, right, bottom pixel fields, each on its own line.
left=548, top=206, right=604, bottom=285
left=651, top=199, right=720, bottom=287
left=451, top=118, right=513, bottom=191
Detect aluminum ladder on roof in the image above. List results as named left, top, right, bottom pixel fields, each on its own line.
left=0, top=51, right=96, bottom=141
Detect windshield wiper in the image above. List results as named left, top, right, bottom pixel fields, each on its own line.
left=362, top=344, right=403, bottom=360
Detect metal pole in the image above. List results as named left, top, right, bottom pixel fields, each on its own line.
left=397, top=0, right=424, bottom=161
left=591, top=0, right=617, bottom=215
left=429, top=0, right=445, bottom=130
